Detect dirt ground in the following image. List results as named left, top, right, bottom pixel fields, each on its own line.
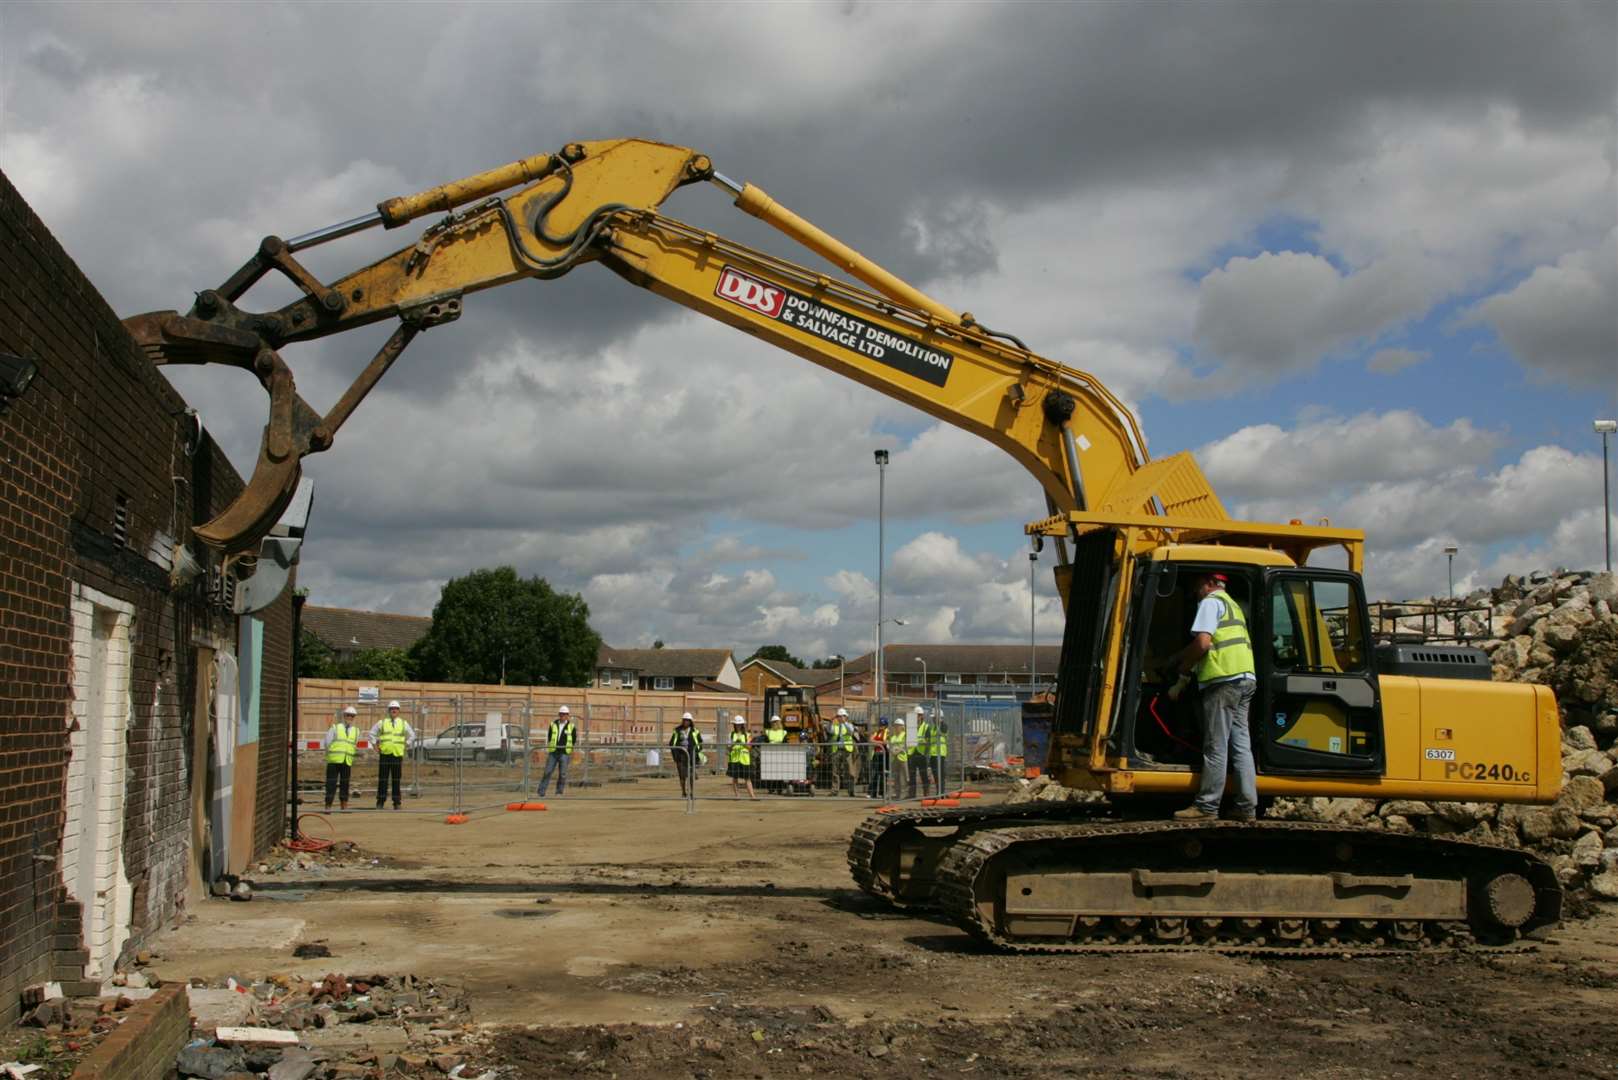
left=150, top=794, right=1618, bottom=1079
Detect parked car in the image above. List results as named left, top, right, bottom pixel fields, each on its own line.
left=413, top=720, right=529, bottom=763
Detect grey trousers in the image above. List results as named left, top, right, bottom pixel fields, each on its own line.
left=1194, top=678, right=1257, bottom=814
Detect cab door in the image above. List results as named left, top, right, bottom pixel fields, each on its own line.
left=1257, top=570, right=1383, bottom=775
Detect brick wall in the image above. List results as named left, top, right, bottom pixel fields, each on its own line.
left=69, top=984, right=190, bottom=1080
left=0, top=169, right=293, bottom=1022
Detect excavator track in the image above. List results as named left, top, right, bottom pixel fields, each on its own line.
left=933, top=819, right=1561, bottom=955
left=847, top=801, right=1113, bottom=906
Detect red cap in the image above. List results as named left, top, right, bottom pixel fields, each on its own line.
left=1207, top=572, right=1229, bottom=585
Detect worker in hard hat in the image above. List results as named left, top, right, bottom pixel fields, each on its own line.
left=1167, top=571, right=1258, bottom=822
left=827, top=707, right=857, bottom=796
left=868, top=716, right=890, bottom=799
left=727, top=715, right=758, bottom=800
left=369, top=700, right=414, bottom=810
left=669, top=712, right=704, bottom=797
left=906, top=705, right=938, bottom=799
left=536, top=705, right=577, bottom=797
left=890, top=714, right=916, bottom=799
left=322, top=705, right=360, bottom=812
left=763, top=718, right=789, bottom=793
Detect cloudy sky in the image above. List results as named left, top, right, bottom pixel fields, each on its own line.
left=3, top=2, right=1615, bottom=664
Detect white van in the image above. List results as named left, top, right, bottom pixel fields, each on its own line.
left=414, top=712, right=529, bottom=763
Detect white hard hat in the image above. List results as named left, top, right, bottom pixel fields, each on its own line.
left=388, top=700, right=401, bottom=709
left=557, top=705, right=570, bottom=714
left=731, top=715, right=747, bottom=724
left=770, top=714, right=782, bottom=724
left=342, top=706, right=358, bottom=716
left=892, top=717, right=906, bottom=726
left=914, top=705, right=926, bottom=715
left=681, top=712, right=694, bottom=721
left=836, top=708, right=848, bottom=717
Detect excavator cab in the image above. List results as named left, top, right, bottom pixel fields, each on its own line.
left=1110, top=558, right=1385, bottom=780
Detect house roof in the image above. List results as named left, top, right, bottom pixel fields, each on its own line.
left=737, top=657, right=822, bottom=685
left=596, top=646, right=736, bottom=678
left=839, top=644, right=1064, bottom=675
left=303, top=605, right=432, bottom=653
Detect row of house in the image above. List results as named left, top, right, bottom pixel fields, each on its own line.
left=304, top=606, right=1062, bottom=702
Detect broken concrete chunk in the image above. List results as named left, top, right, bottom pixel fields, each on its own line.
left=176, top=1045, right=247, bottom=1080
left=267, top=1050, right=321, bottom=1080
left=189, top=986, right=261, bottom=1030
left=216, top=1027, right=300, bottom=1046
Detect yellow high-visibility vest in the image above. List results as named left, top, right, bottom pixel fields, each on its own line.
left=728, top=731, right=752, bottom=766
left=829, top=722, right=855, bottom=752
left=1196, top=589, right=1255, bottom=683
left=377, top=717, right=408, bottom=757
left=326, top=723, right=357, bottom=766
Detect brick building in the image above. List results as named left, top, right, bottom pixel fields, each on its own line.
left=1, top=170, right=294, bottom=1021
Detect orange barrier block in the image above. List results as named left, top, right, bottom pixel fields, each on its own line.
left=505, top=802, right=526, bottom=812
left=444, top=813, right=469, bottom=824
left=520, top=802, right=548, bottom=811
left=934, top=798, right=960, bottom=807
left=876, top=805, right=902, bottom=813
left=957, top=791, right=983, bottom=799
left=921, top=798, right=938, bottom=806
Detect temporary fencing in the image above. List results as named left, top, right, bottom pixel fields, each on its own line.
left=293, top=692, right=1020, bottom=815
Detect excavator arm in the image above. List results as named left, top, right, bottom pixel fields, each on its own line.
left=124, top=138, right=1222, bottom=553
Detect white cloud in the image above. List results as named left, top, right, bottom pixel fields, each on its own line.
left=1465, top=229, right=1618, bottom=388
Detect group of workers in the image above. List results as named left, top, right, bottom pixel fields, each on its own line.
left=319, top=700, right=414, bottom=812
left=320, top=699, right=956, bottom=809
left=710, top=705, right=950, bottom=801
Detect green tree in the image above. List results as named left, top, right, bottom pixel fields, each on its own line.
left=811, top=656, right=842, bottom=669
left=413, top=567, right=601, bottom=687
left=746, top=644, right=806, bottom=669
left=298, top=628, right=336, bottom=678
left=334, top=647, right=414, bottom=682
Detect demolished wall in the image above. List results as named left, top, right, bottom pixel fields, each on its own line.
left=0, top=168, right=294, bottom=1021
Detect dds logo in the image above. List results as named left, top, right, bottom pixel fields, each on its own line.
left=715, top=267, right=785, bottom=318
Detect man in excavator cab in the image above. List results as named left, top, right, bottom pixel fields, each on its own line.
left=1165, top=572, right=1258, bottom=822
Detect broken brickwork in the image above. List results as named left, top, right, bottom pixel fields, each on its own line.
left=0, top=168, right=293, bottom=1022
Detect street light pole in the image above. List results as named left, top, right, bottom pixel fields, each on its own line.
left=1597, top=420, right=1616, bottom=572
left=1443, top=545, right=1458, bottom=600
left=1029, top=551, right=1037, bottom=690
left=875, top=449, right=890, bottom=710
left=915, top=656, right=927, bottom=701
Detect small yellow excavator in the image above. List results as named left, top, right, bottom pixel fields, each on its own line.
left=126, top=138, right=1563, bottom=951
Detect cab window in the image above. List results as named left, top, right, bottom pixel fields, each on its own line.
left=1270, top=579, right=1366, bottom=674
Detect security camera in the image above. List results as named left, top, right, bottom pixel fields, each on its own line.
left=0, top=352, right=38, bottom=412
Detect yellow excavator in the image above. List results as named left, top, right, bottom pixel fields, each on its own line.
left=126, top=138, right=1563, bottom=951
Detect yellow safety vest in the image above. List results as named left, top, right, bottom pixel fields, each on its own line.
left=1196, top=589, right=1255, bottom=683
left=326, top=723, right=357, bottom=766
left=377, top=717, right=408, bottom=757
left=547, top=720, right=576, bottom=754
left=890, top=727, right=912, bottom=759
left=829, top=722, right=855, bottom=752
left=729, top=731, right=752, bottom=766
left=668, top=727, right=703, bottom=751
left=925, top=720, right=947, bottom=758
left=765, top=729, right=786, bottom=744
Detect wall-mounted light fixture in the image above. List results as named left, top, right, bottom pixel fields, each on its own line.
left=0, top=352, right=39, bottom=413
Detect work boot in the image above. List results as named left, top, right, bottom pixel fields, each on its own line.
left=1172, top=805, right=1215, bottom=821
left=339, top=800, right=349, bottom=812
left=324, top=802, right=332, bottom=812
left=1228, top=808, right=1257, bottom=822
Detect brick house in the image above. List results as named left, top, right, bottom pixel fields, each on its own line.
left=302, top=605, right=431, bottom=664
left=736, top=657, right=826, bottom=699
left=594, top=647, right=740, bottom=691
left=0, top=170, right=294, bottom=1019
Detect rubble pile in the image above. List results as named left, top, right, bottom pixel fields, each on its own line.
left=179, top=972, right=487, bottom=1080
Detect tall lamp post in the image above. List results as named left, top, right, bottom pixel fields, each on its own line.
left=1443, top=545, right=1458, bottom=600
left=874, top=617, right=905, bottom=700
left=915, top=656, right=928, bottom=701
left=1029, top=550, right=1038, bottom=690
left=1598, top=420, right=1616, bottom=572
left=875, top=449, right=890, bottom=707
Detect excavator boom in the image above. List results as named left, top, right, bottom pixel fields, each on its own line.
left=124, top=138, right=1189, bottom=553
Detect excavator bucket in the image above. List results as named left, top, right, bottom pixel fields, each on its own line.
left=194, top=433, right=304, bottom=550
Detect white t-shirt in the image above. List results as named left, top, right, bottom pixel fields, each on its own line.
left=1190, top=594, right=1254, bottom=683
